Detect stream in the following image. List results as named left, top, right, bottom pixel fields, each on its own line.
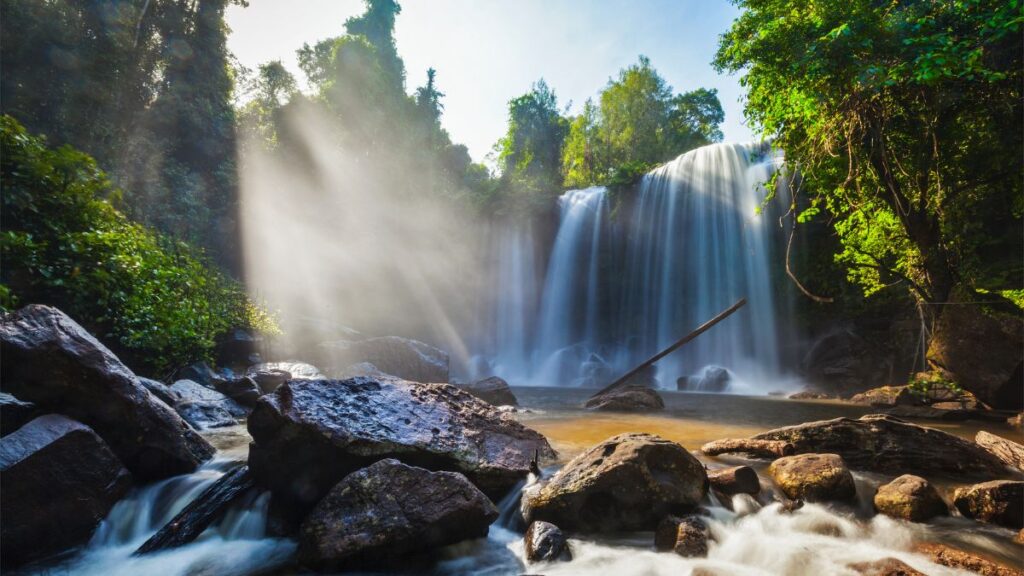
left=36, top=389, right=1024, bottom=576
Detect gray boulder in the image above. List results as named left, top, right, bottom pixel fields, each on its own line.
left=584, top=385, right=664, bottom=412
left=458, top=376, right=518, bottom=406
left=170, top=379, right=247, bottom=418
left=873, top=474, right=947, bottom=522
left=319, top=336, right=449, bottom=382
left=138, top=377, right=180, bottom=407
left=524, top=520, right=572, bottom=563
left=0, top=392, right=37, bottom=436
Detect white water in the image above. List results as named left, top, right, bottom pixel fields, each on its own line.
left=487, top=143, right=797, bottom=392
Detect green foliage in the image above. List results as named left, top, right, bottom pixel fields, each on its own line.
left=0, top=116, right=277, bottom=374
left=716, top=0, right=1023, bottom=303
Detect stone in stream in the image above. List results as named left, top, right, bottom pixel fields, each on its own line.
left=914, top=542, right=1024, bottom=576
left=137, top=377, right=181, bottom=408
left=707, top=465, right=761, bottom=498
left=246, top=361, right=324, bottom=380
left=584, top=385, right=664, bottom=412
left=1, top=415, right=132, bottom=568
left=318, top=336, right=449, bottom=383
left=848, top=558, right=927, bottom=576
left=0, top=305, right=214, bottom=480
left=134, top=464, right=255, bottom=555
left=953, top=480, right=1024, bottom=529
left=211, top=375, right=262, bottom=407
left=976, top=431, right=1024, bottom=473
left=654, top=515, right=710, bottom=557
left=873, top=474, right=948, bottom=522
left=769, top=453, right=857, bottom=503
left=522, top=433, right=707, bottom=533
left=170, top=379, right=247, bottom=417
left=297, top=459, right=497, bottom=571
left=524, top=520, right=572, bottom=563
left=693, top=365, right=731, bottom=392
left=247, top=377, right=554, bottom=514
left=175, top=401, right=237, bottom=430
left=745, top=414, right=1008, bottom=480
left=0, top=392, right=38, bottom=436
left=457, top=376, right=518, bottom=406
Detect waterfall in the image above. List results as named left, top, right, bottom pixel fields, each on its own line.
left=488, top=142, right=794, bottom=393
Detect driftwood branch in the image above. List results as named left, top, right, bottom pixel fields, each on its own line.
left=701, top=439, right=795, bottom=459
left=590, top=298, right=747, bottom=399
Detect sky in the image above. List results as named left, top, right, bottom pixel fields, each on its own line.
left=226, top=0, right=755, bottom=163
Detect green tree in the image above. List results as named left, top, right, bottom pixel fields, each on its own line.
left=496, top=80, right=568, bottom=198
left=237, top=60, right=298, bottom=146
left=715, top=0, right=1022, bottom=305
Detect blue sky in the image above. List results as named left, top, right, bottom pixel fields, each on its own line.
left=226, top=0, right=755, bottom=163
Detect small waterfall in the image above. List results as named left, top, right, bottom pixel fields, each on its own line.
left=487, top=224, right=539, bottom=381
left=487, top=142, right=794, bottom=392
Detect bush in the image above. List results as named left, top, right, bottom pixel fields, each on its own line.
left=1, top=115, right=277, bottom=374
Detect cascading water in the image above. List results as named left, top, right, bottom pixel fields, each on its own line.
left=489, top=142, right=795, bottom=392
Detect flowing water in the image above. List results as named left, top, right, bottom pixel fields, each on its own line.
left=485, top=143, right=797, bottom=394
left=39, top=392, right=1023, bottom=576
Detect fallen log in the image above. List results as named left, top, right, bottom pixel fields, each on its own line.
left=134, top=464, right=255, bottom=555
left=976, top=431, right=1024, bottom=473
left=701, top=439, right=794, bottom=459
left=590, top=298, right=747, bottom=399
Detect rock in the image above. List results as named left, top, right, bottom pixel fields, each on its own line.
left=707, top=465, right=760, bottom=498
left=1010, top=413, right=1023, bottom=429
left=524, top=520, right=572, bottom=563
left=880, top=405, right=973, bottom=421
left=789, top=390, right=834, bottom=400
left=211, top=376, right=262, bottom=407
left=927, top=288, right=1024, bottom=409
left=976, top=431, right=1024, bottom=472
left=215, top=328, right=260, bottom=367
left=702, top=438, right=795, bottom=459
left=654, top=515, right=710, bottom=557
left=802, top=329, right=890, bottom=398
left=248, top=370, right=292, bottom=394
left=319, top=336, right=449, bottom=383
left=848, top=558, right=926, bottom=576
left=1015, top=528, right=1024, bottom=545
left=0, top=392, right=37, bottom=436
left=458, top=376, right=518, bottom=406
left=849, top=386, right=920, bottom=407
left=296, top=459, right=498, bottom=571
left=1, top=415, right=132, bottom=568
left=769, top=453, right=856, bottom=503
left=175, top=401, right=237, bottom=430
left=750, top=414, right=1007, bottom=479
left=176, top=361, right=224, bottom=388
left=914, top=542, right=1024, bottom=576
left=953, top=480, right=1024, bottom=529
left=335, top=361, right=393, bottom=379
left=0, top=305, right=214, bottom=480
left=621, top=364, right=659, bottom=388
left=693, top=366, right=731, bottom=392
left=138, top=377, right=180, bottom=407
left=135, top=465, right=255, bottom=555
left=170, top=379, right=247, bottom=418
left=522, top=433, right=707, bottom=532
left=873, top=474, right=948, bottom=522
left=576, top=353, right=614, bottom=388
left=248, top=377, right=554, bottom=512
left=584, top=385, right=664, bottom=412
left=246, top=361, right=324, bottom=380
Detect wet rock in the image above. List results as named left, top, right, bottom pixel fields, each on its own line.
left=873, top=474, right=948, bottom=522
left=215, top=328, right=260, bottom=367
left=212, top=376, right=262, bottom=407
left=246, top=361, right=324, bottom=380
left=176, top=361, right=224, bottom=389
left=707, top=465, right=760, bottom=498
left=693, top=366, right=731, bottom=392
left=926, top=288, right=1024, bottom=409
left=524, top=520, right=572, bottom=563
left=458, top=376, right=518, bottom=406
left=577, top=353, right=614, bottom=388
left=914, top=542, right=1024, bottom=576
left=789, top=390, right=834, bottom=400
left=584, top=385, right=664, bottom=412
left=248, top=370, right=291, bottom=394
left=750, top=414, right=1007, bottom=479
left=297, top=459, right=497, bottom=571
left=621, top=364, right=659, bottom=388
left=849, top=386, right=920, bottom=407
left=0, top=392, right=37, bottom=436
left=769, top=453, right=856, bottom=503
left=1009, top=413, right=1023, bottom=430
left=336, top=361, right=393, bottom=379
left=976, top=431, right=1024, bottom=473
left=523, top=433, right=707, bottom=532
left=248, top=377, right=554, bottom=512
left=654, top=515, right=710, bottom=557
left=175, top=401, right=236, bottom=430
left=702, top=438, right=794, bottom=459
left=953, top=480, right=1024, bottom=529
left=319, top=336, right=449, bottom=383
left=170, top=379, right=247, bottom=418
left=0, top=305, right=214, bottom=479
left=849, top=558, right=926, bottom=576
left=1, top=415, right=132, bottom=568
left=138, top=377, right=180, bottom=407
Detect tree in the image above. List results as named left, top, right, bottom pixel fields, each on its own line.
left=497, top=80, right=568, bottom=193
left=599, top=56, right=674, bottom=167
left=715, top=0, right=1022, bottom=306
left=237, top=60, right=298, bottom=146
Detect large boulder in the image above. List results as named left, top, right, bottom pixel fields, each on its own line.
left=953, top=480, right=1024, bottom=529
left=524, top=521, right=572, bottom=563
left=297, top=459, right=497, bottom=571
left=692, top=365, right=731, bottom=392
left=0, top=392, right=37, bottom=436
left=927, top=289, right=1024, bottom=409
left=457, top=376, right=518, bottom=406
left=522, top=433, right=707, bottom=532
left=769, top=453, right=856, bottom=503
left=849, top=386, right=920, bottom=407
left=248, top=377, right=554, bottom=512
left=584, top=386, right=664, bottom=412
left=802, top=329, right=890, bottom=397
left=0, top=305, right=214, bottom=479
left=137, top=377, right=180, bottom=408
left=1, top=415, right=132, bottom=568
left=976, top=431, right=1024, bottom=473
left=750, top=414, right=1007, bottom=480
left=170, top=379, right=247, bottom=417
left=873, top=474, right=948, bottom=522
left=319, top=336, right=449, bottom=383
